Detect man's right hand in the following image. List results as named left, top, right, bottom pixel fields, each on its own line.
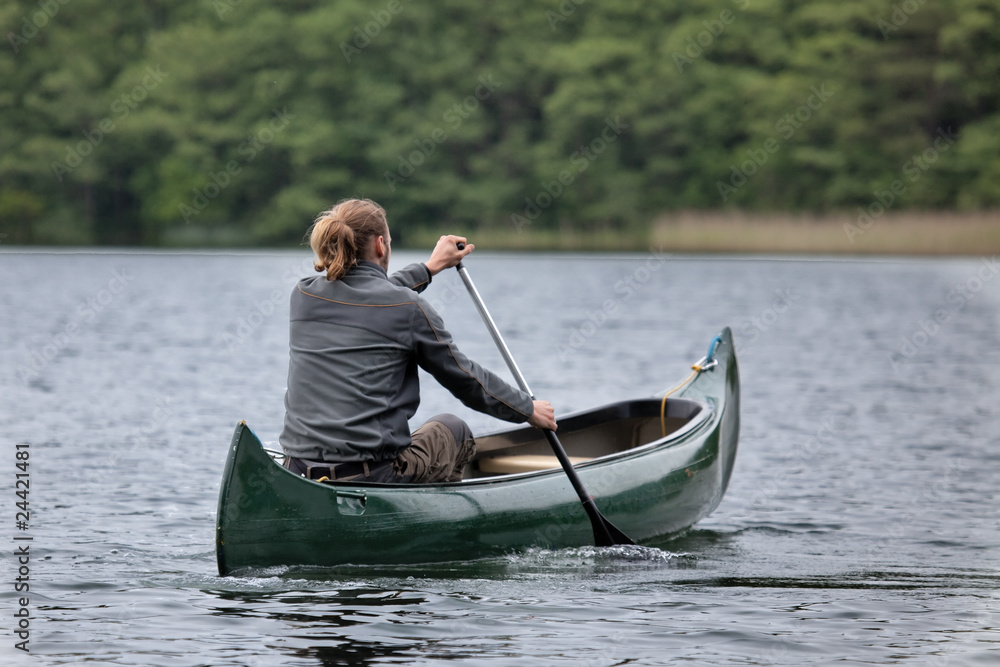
left=425, top=234, right=474, bottom=275
left=528, top=400, right=557, bottom=431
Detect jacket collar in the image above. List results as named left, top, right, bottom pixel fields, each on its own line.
left=353, top=260, right=388, bottom=279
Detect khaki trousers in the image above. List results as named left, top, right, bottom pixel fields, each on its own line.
left=396, top=414, right=476, bottom=483
left=285, top=413, right=475, bottom=483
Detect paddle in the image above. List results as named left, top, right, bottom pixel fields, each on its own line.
left=453, top=245, right=635, bottom=547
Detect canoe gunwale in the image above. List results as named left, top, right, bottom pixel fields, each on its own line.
left=256, top=395, right=715, bottom=490
left=465, top=396, right=715, bottom=483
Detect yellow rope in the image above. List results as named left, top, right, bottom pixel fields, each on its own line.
left=660, top=364, right=703, bottom=437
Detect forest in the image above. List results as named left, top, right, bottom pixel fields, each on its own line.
left=1, top=0, right=998, bottom=246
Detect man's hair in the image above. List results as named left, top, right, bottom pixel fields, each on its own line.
left=309, top=198, right=388, bottom=281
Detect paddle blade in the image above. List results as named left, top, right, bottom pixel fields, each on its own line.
left=594, top=517, right=636, bottom=547
left=582, top=497, right=636, bottom=547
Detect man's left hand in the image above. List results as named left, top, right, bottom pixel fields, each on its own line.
left=425, top=235, right=474, bottom=276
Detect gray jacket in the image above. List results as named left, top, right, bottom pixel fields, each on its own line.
left=279, top=260, right=533, bottom=462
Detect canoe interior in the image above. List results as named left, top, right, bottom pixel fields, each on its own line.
left=468, top=397, right=705, bottom=479
left=258, top=398, right=711, bottom=483
left=261, top=398, right=708, bottom=481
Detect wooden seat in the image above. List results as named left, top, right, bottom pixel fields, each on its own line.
left=477, top=454, right=592, bottom=475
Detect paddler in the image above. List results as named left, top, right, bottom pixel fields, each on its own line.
left=279, top=198, right=557, bottom=483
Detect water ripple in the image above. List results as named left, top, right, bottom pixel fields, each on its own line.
left=5, top=252, right=999, bottom=665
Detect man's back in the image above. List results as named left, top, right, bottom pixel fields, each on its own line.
left=280, top=261, right=430, bottom=462
left=279, top=260, right=533, bottom=464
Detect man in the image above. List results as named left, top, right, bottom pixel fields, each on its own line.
left=279, top=198, right=557, bottom=484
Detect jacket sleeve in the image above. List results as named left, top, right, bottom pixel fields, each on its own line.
left=410, top=297, right=534, bottom=423
left=390, top=263, right=432, bottom=293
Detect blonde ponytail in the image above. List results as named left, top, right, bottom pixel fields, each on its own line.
left=309, top=199, right=388, bottom=281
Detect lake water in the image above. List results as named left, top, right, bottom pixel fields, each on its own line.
left=1, top=249, right=998, bottom=665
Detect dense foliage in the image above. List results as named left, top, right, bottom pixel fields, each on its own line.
left=1, top=0, right=998, bottom=245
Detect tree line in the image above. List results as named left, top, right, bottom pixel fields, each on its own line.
left=1, top=0, right=997, bottom=245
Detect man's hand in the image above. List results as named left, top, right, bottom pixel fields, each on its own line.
left=528, top=400, right=557, bottom=431
left=425, top=235, right=474, bottom=276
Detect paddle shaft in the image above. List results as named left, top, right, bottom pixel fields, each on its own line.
left=454, top=249, right=634, bottom=547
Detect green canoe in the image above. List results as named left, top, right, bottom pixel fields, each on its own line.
left=216, top=327, right=740, bottom=574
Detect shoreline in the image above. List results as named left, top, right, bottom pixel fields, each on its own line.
left=4, top=212, right=997, bottom=256
left=408, top=211, right=1000, bottom=256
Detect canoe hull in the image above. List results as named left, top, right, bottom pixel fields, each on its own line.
left=216, top=327, right=739, bottom=573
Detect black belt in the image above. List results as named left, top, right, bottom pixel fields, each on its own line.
left=303, top=458, right=392, bottom=481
